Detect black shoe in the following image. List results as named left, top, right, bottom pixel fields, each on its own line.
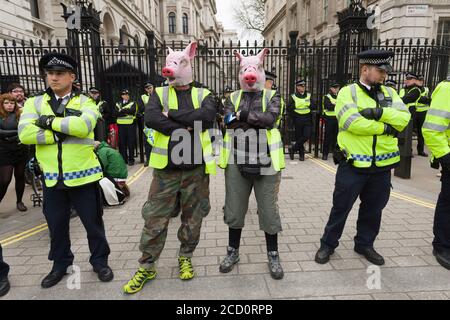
left=0, top=277, right=10, bottom=297
left=354, top=246, right=385, bottom=266
left=299, top=152, right=305, bottom=162
left=16, top=202, right=28, bottom=212
left=418, top=151, right=428, bottom=157
left=267, top=251, right=284, bottom=280
left=144, top=160, right=149, bottom=167
left=41, top=270, right=67, bottom=288
left=322, top=154, right=328, bottom=161
left=128, top=161, right=135, bottom=166
left=288, top=146, right=294, bottom=160
left=315, top=246, right=334, bottom=264
left=433, top=250, right=450, bottom=270
left=94, top=266, right=114, bottom=282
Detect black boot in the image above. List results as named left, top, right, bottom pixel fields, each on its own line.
left=219, top=247, right=240, bottom=273
left=0, top=277, right=10, bottom=297
left=322, top=154, right=328, bottom=161
left=41, top=270, right=68, bottom=289
left=315, top=245, right=334, bottom=264
left=433, top=250, right=450, bottom=270
left=354, top=246, right=385, bottom=266
left=288, top=146, right=295, bottom=160
left=299, top=151, right=305, bottom=162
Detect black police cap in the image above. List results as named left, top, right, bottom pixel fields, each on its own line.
left=121, top=89, right=130, bottom=95
left=265, top=70, right=277, bottom=81
left=385, top=79, right=398, bottom=86
left=417, top=74, right=425, bottom=81
left=330, top=82, right=340, bottom=88
left=405, top=72, right=419, bottom=80
left=224, top=86, right=233, bottom=93
left=144, top=82, right=154, bottom=88
left=89, top=87, right=100, bottom=93
left=296, top=79, right=306, bottom=86
left=357, top=49, right=394, bottom=72
left=39, top=53, right=78, bottom=73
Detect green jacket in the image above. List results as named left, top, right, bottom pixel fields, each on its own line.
left=96, top=141, right=128, bottom=179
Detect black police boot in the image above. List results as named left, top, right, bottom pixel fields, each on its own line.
left=94, top=266, right=114, bottom=282
left=354, top=246, right=385, bottom=266
left=315, top=245, right=334, bottom=264
left=418, top=151, right=428, bottom=157
left=288, top=146, right=295, bottom=160
left=0, top=277, right=10, bottom=297
left=41, top=270, right=67, bottom=289
left=219, top=247, right=240, bottom=273
left=433, top=249, right=450, bottom=270
left=299, top=151, right=305, bottom=162
left=267, top=251, right=284, bottom=280
left=322, top=154, right=328, bottom=161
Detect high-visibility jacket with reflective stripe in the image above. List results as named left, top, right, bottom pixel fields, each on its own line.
left=219, top=89, right=285, bottom=172
left=149, top=86, right=216, bottom=175
left=18, top=93, right=103, bottom=187
left=422, top=80, right=450, bottom=160
left=291, top=93, right=311, bottom=115
left=399, top=87, right=421, bottom=111
left=116, top=101, right=137, bottom=124
left=141, top=94, right=150, bottom=105
left=336, top=83, right=410, bottom=168
left=416, top=87, right=430, bottom=113
left=322, top=93, right=337, bottom=117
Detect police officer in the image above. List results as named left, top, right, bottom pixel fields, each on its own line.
left=314, top=49, right=410, bottom=266
left=423, top=78, right=450, bottom=270
left=222, top=86, right=233, bottom=106
left=385, top=79, right=398, bottom=92
left=0, top=244, right=10, bottom=296
left=265, top=70, right=277, bottom=89
left=88, top=87, right=108, bottom=141
left=400, top=72, right=429, bottom=156
left=139, top=82, right=154, bottom=166
left=18, top=53, right=113, bottom=288
left=415, top=74, right=431, bottom=157
left=288, top=79, right=315, bottom=161
left=115, top=89, right=138, bottom=165
left=322, top=82, right=340, bottom=161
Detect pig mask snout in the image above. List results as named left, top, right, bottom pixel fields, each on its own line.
left=162, top=67, right=174, bottom=78
left=244, top=73, right=258, bottom=86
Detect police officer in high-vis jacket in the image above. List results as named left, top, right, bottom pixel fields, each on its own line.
left=138, top=82, right=154, bottom=166
left=314, top=50, right=410, bottom=266
left=18, top=53, right=113, bottom=289
left=115, top=89, right=137, bottom=165
left=322, top=82, right=340, bottom=160
left=288, top=79, right=315, bottom=161
left=423, top=77, right=450, bottom=270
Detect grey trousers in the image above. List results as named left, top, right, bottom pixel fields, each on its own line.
left=224, top=163, right=282, bottom=235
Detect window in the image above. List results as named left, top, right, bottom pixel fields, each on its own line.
left=168, top=12, right=176, bottom=34
left=305, top=3, right=310, bottom=33
left=30, top=0, right=39, bottom=19
left=323, top=0, right=328, bottom=22
left=437, top=18, right=450, bottom=46
left=182, top=13, right=189, bottom=34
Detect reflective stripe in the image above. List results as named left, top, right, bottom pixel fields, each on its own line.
left=43, top=172, right=59, bottom=181
left=152, top=147, right=168, bottom=156
left=60, top=118, right=71, bottom=134
left=269, top=141, right=283, bottom=151
left=162, top=86, right=169, bottom=112
left=351, top=154, right=373, bottom=162
left=376, top=151, right=400, bottom=161
left=384, top=86, right=394, bottom=99
left=79, top=95, right=89, bottom=105
left=338, top=103, right=357, bottom=118
left=391, top=102, right=408, bottom=111
left=63, top=166, right=102, bottom=180
left=427, top=109, right=450, bottom=119
left=36, top=129, right=46, bottom=144
left=197, top=88, right=204, bottom=107
left=82, top=108, right=98, bottom=120
left=231, top=91, right=239, bottom=107
left=264, top=90, right=272, bottom=110
left=18, top=123, right=27, bottom=135
left=343, top=113, right=362, bottom=130
left=34, top=95, right=44, bottom=114
left=423, top=122, right=449, bottom=132
left=63, top=137, right=95, bottom=145
left=81, top=115, right=93, bottom=132
left=20, top=113, right=39, bottom=121
left=203, top=154, right=215, bottom=163
left=349, top=84, right=358, bottom=104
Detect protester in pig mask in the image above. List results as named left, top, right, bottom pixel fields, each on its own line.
left=218, top=49, right=285, bottom=280
left=123, top=42, right=218, bottom=294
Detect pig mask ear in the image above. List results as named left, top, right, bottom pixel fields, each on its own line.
left=183, top=42, right=197, bottom=60
left=234, top=50, right=244, bottom=62
left=167, top=47, right=175, bottom=55
left=257, top=48, right=269, bottom=63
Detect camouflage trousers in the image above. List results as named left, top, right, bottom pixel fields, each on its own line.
left=139, top=165, right=210, bottom=268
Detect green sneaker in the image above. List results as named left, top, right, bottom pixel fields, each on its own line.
left=178, top=256, right=195, bottom=280
left=122, top=267, right=157, bottom=294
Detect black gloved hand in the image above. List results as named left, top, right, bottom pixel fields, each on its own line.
left=4, top=135, right=19, bottom=143
left=360, top=108, right=383, bottom=121
left=35, top=115, right=55, bottom=130
left=438, top=153, right=450, bottom=171
left=239, top=107, right=250, bottom=122
left=54, top=132, right=67, bottom=142
left=383, top=124, right=400, bottom=137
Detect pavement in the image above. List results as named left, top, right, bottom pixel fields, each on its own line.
left=0, top=145, right=449, bottom=301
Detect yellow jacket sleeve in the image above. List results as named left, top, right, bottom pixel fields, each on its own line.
left=18, top=97, right=56, bottom=145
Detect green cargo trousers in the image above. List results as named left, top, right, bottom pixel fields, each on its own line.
left=224, top=163, right=282, bottom=235
left=138, top=166, right=210, bottom=268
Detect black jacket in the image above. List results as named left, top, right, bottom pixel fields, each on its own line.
left=145, top=86, right=218, bottom=170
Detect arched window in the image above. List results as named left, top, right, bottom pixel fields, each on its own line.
left=182, top=13, right=189, bottom=34
left=168, top=12, right=176, bottom=34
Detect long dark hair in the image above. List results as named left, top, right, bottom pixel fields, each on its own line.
left=0, top=93, right=21, bottom=120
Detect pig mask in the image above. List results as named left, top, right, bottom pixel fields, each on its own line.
left=162, top=42, right=197, bottom=87
left=235, top=48, right=269, bottom=92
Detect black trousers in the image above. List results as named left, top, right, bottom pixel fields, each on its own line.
left=0, top=244, right=9, bottom=279
left=323, top=116, right=338, bottom=156
left=433, top=168, right=450, bottom=253
left=118, top=123, right=137, bottom=163
left=42, top=183, right=110, bottom=272
left=321, top=162, right=392, bottom=250
left=145, top=141, right=153, bottom=162
left=293, top=116, right=312, bottom=153
left=414, top=111, right=427, bottom=154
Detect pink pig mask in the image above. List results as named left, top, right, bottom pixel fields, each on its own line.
left=234, top=48, right=269, bottom=92
left=162, top=42, right=197, bottom=87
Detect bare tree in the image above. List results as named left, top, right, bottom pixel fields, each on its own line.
left=234, top=0, right=265, bottom=34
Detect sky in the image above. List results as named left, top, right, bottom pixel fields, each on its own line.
left=216, top=0, right=264, bottom=44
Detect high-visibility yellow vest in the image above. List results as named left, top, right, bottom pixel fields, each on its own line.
left=336, top=84, right=410, bottom=168
left=399, top=87, right=421, bottom=111
left=322, top=93, right=337, bottom=117
left=219, top=89, right=285, bottom=172
left=291, top=93, right=311, bottom=115
left=416, top=87, right=430, bottom=113
left=141, top=94, right=150, bottom=105
left=149, top=86, right=216, bottom=175
left=18, top=93, right=103, bottom=187
left=116, top=101, right=136, bottom=125
left=422, top=80, right=450, bottom=161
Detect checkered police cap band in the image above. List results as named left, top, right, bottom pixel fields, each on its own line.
left=47, top=57, right=73, bottom=69
left=359, top=57, right=393, bottom=65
